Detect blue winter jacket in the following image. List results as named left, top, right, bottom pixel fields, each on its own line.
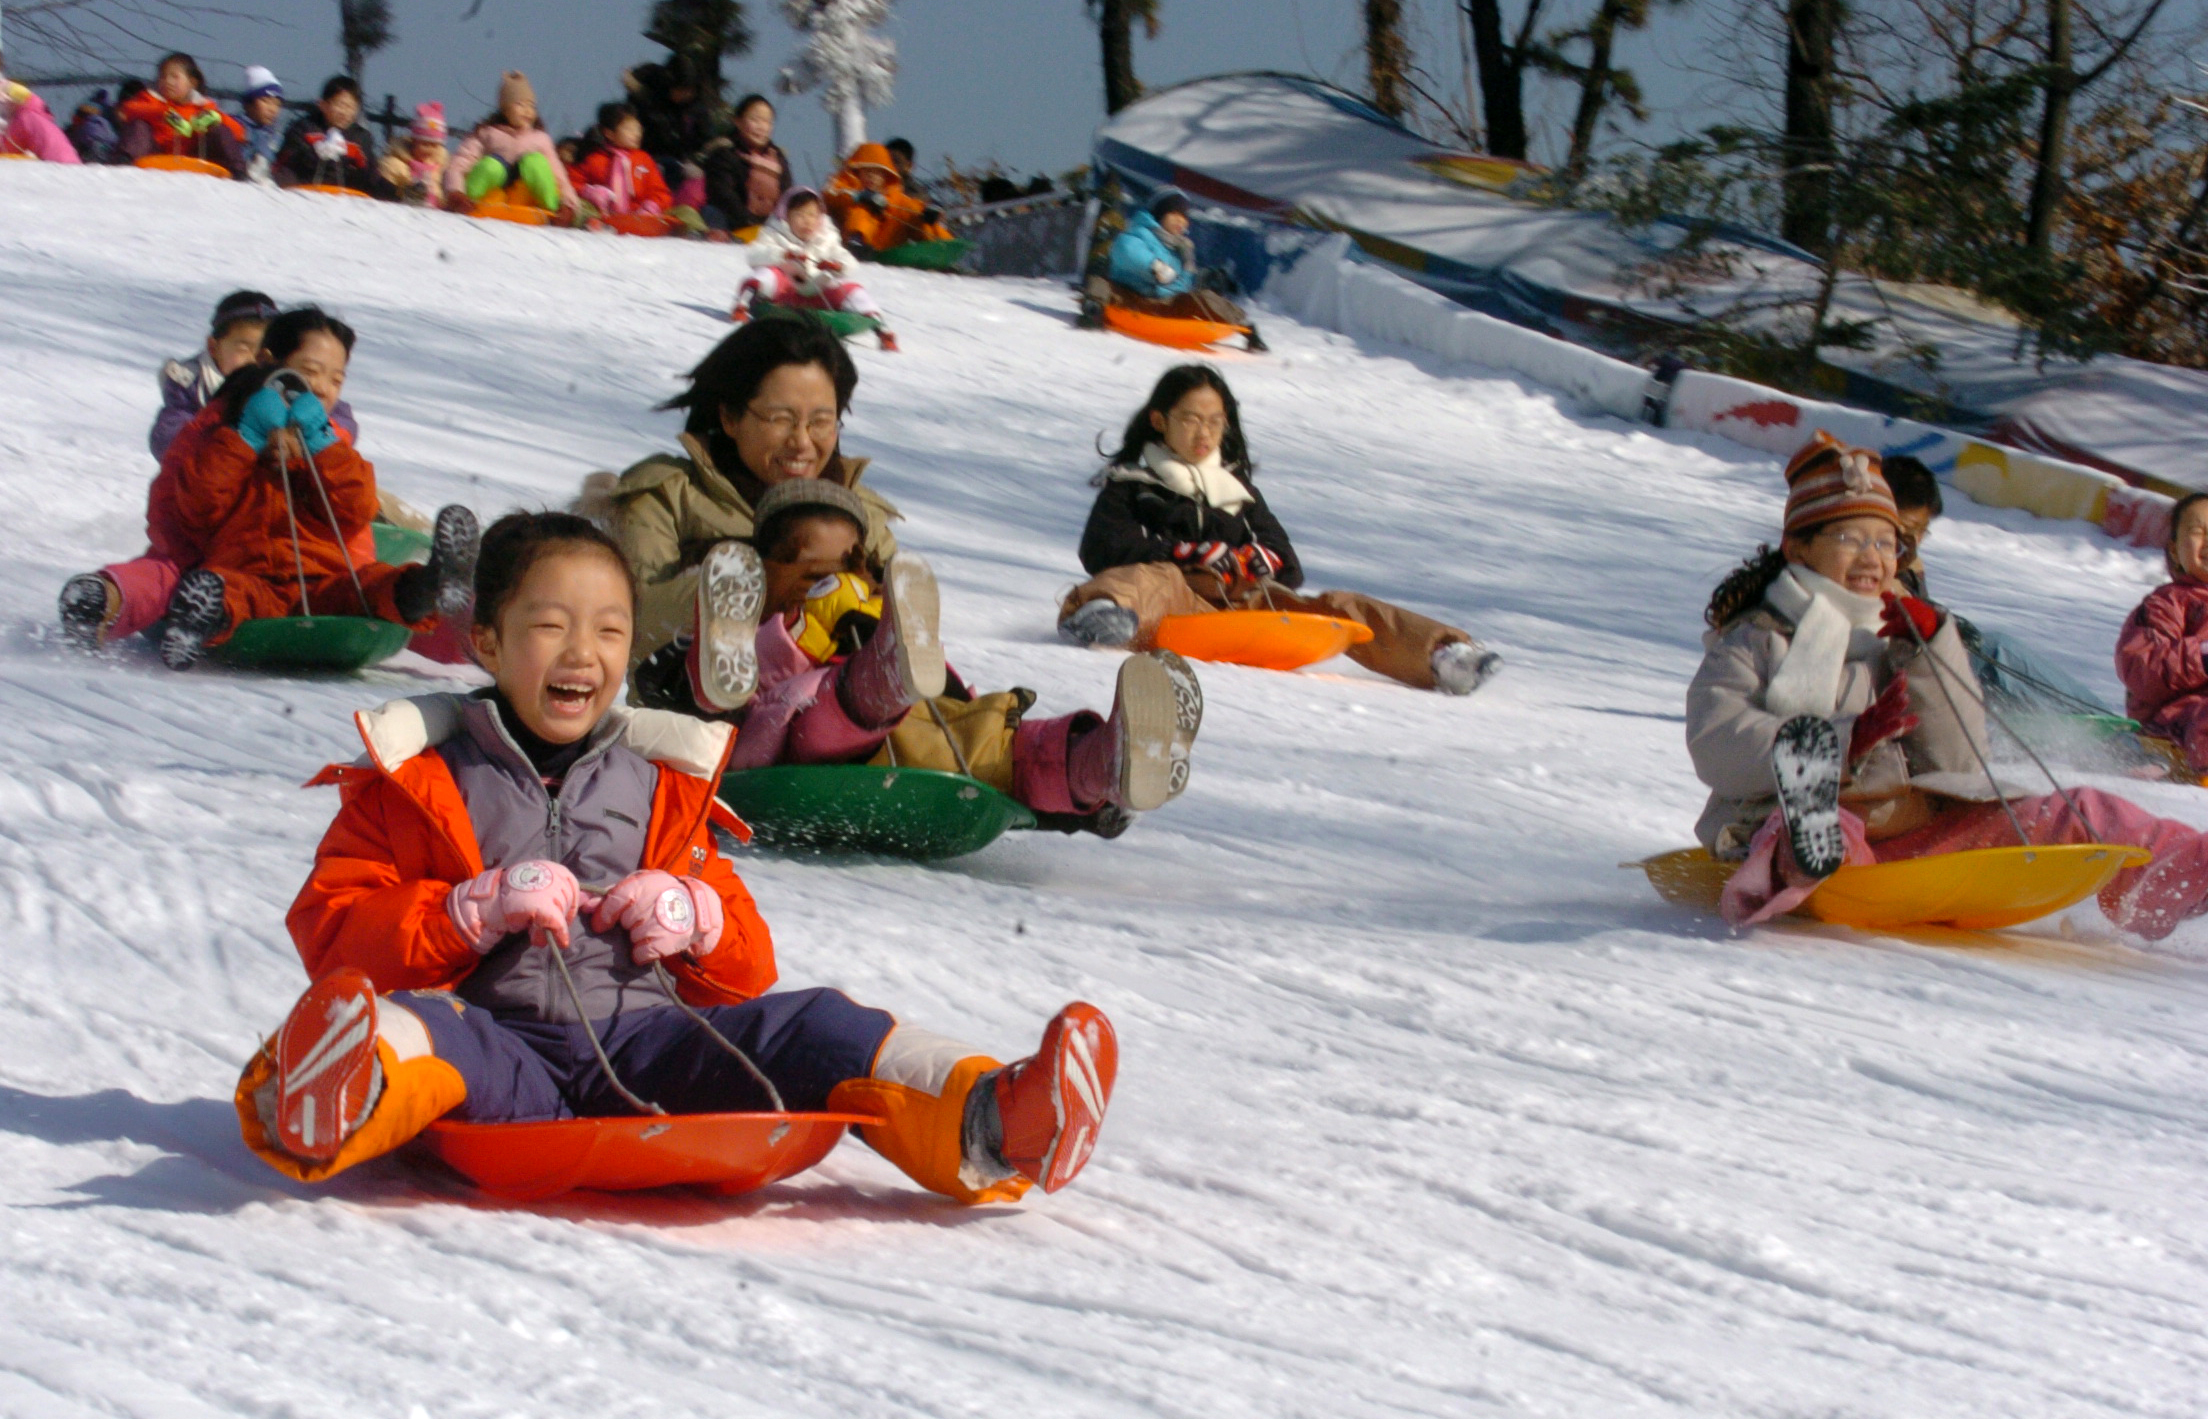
left=1108, top=210, right=1195, bottom=298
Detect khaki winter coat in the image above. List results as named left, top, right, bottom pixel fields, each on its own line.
left=1687, top=604, right=1998, bottom=855
left=607, top=431, right=901, bottom=663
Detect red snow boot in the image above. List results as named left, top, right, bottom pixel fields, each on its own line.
left=995, top=1002, right=1118, bottom=1193
left=270, top=968, right=382, bottom=1164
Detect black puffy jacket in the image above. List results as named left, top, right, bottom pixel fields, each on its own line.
left=1076, top=465, right=1303, bottom=588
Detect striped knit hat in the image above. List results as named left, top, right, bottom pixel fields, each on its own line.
left=1783, top=430, right=1899, bottom=537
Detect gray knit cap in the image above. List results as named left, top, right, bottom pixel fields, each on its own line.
left=752, top=477, right=868, bottom=533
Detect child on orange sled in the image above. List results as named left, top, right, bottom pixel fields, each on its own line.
left=1058, top=364, right=1499, bottom=694
left=236, top=510, right=1117, bottom=1202
left=1690, top=433, right=2208, bottom=936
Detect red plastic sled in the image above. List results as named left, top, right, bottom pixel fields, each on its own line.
left=419, top=1109, right=881, bottom=1200
left=296, top=182, right=369, bottom=199
left=603, top=211, right=677, bottom=237
left=1154, top=608, right=1374, bottom=671
left=135, top=154, right=229, bottom=178
left=470, top=200, right=551, bottom=227
left=1101, top=304, right=1248, bottom=350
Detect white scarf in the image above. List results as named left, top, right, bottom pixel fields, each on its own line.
left=1105, top=442, right=1252, bottom=515
left=1761, top=566, right=1886, bottom=719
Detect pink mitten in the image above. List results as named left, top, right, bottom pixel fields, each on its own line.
left=588, top=870, right=724, bottom=964
left=447, top=860, right=583, bottom=951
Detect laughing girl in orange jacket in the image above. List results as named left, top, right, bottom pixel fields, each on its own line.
left=236, top=511, right=1119, bottom=1205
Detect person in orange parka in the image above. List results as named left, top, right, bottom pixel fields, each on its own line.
left=824, top=141, right=951, bottom=252
left=151, top=306, right=480, bottom=669
left=236, top=511, right=1120, bottom=1205
left=117, top=51, right=246, bottom=175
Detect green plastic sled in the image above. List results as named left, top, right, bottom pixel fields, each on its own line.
left=752, top=301, right=881, bottom=341
left=718, top=764, right=1035, bottom=860
left=868, top=238, right=973, bottom=271
left=372, top=521, right=432, bottom=565
left=214, top=615, right=414, bottom=672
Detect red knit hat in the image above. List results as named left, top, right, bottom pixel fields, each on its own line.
left=1783, top=431, right=1900, bottom=537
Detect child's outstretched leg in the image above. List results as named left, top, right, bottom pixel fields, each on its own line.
left=1014, top=650, right=1203, bottom=827
left=823, top=279, right=898, bottom=351
left=830, top=552, right=947, bottom=727
left=1718, top=716, right=1876, bottom=926
left=235, top=971, right=469, bottom=1183
left=733, top=267, right=793, bottom=322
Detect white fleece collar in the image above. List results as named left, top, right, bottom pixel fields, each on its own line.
left=354, top=693, right=732, bottom=779
left=1761, top=567, right=1886, bottom=720
left=1106, top=442, right=1253, bottom=514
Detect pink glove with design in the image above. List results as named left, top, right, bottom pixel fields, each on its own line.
left=447, top=860, right=583, bottom=951
left=588, top=870, right=724, bottom=964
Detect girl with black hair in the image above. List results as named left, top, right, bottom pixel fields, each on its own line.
left=115, top=51, right=246, bottom=174
left=1060, top=363, right=1499, bottom=695
left=234, top=509, right=1122, bottom=1206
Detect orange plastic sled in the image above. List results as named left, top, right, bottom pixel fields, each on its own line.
left=296, top=183, right=369, bottom=199
left=1101, top=304, right=1248, bottom=350
left=1633, top=842, right=2152, bottom=931
left=418, top=1109, right=881, bottom=1200
left=470, top=200, right=551, bottom=226
left=1153, top=608, right=1375, bottom=671
left=603, top=211, right=677, bottom=237
left=135, top=154, right=229, bottom=178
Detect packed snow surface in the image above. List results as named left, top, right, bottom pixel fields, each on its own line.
left=4, top=164, right=2208, bottom=1417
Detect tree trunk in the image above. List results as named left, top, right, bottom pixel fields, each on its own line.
left=2024, top=0, right=2073, bottom=256
left=1366, top=0, right=1411, bottom=120
left=1781, top=0, right=1841, bottom=253
left=1466, top=0, right=1529, bottom=158
left=1562, top=0, right=1625, bottom=182
left=1099, top=0, right=1142, bottom=115
left=835, top=91, right=867, bottom=158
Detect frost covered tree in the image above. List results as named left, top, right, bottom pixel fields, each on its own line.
left=776, top=0, right=895, bottom=159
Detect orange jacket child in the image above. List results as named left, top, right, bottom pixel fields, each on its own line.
left=824, top=142, right=950, bottom=251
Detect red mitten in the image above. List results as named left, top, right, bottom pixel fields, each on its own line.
left=1848, top=672, right=1918, bottom=762
left=1172, top=541, right=1238, bottom=582
left=1880, top=592, right=1939, bottom=643
left=1236, top=544, right=1284, bottom=581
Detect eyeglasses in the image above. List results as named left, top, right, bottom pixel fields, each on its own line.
left=1166, top=412, right=1228, bottom=435
left=1818, top=527, right=1901, bottom=558
left=744, top=405, right=842, bottom=443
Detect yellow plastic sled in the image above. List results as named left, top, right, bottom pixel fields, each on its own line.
left=1634, top=843, right=2151, bottom=930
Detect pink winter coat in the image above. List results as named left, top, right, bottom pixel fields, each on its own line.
left=2116, top=576, right=2208, bottom=754
left=443, top=121, right=575, bottom=207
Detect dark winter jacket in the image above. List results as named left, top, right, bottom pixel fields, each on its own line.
left=1077, top=460, right=1303, bottom=587
left=623, top=63, right=719, bottom=174
left=702, top=136, right=791, bottom=228
left=276, top=113, right=388, bottom=195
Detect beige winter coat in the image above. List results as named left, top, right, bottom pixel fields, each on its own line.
left=1686, top=602, right=1999, bottom=856
left=607, top=431, right=901, bottom=664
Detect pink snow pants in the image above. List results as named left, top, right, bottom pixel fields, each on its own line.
left=1721, top=787, right=2208, bottom=939
left=3, top=95, right=80, bottom=164
left=98, top=555, right=181, bottom=642
left=740, top=266, right=882, bottom=319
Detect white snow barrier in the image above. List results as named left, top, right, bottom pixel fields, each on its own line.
left=1265, top=234, right=1651, bottom=422
left=1265, top=235, right=2174, bottom=549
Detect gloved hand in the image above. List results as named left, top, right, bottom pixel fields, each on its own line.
left=313, top=128, right=349, bottom=162
left=447, top=860, right=583, bottom=951
left=587, top=870, right=724, bottom=964
left=856, top=189, right=887, bottom=215
left=1150, top=259, right=1176, bottom=286
left=817, top=259, right=844, bottom=274
left=1880, top=592, right=1940, bottom=643
left=165, top=110, right=197, bottom=138
left=1173, top=540, right=1240, bottom=583
left=235, top=382, right=295, bottom=453
left=1236, top=544, right=1284, bottom=582
left=286, top=388, right=337, bottom=453
left=1848, top=672, right=1918, bottom=763
left=192, top=110, right=223, bottom=135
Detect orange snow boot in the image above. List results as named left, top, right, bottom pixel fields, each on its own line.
left=995, top=1002, right=1117, bottom=1193
left=270, top=968, right=382, bottom=1163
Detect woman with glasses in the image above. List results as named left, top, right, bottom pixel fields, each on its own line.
left=1057, top=363, right=1500, bottom=695
left=1688, top=433, right=2208, bottom=935
left=601, top=316, right=1204, bottom=838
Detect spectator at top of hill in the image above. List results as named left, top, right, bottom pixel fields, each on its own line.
left=237, top=67, right=285, bottom=181
left=885, top=138, right=928, bottom=202
left=701, top=93, right=790, bottom=235
left=0, top=63, right=79, bottom=164
left=571, top=102, right=675, bottom=220
left=623, top=55, right=720, bottom=177
left=117, top=52, right=246, bottom=176
left=65, top=87, right=127, bottom=164
left=445, top=71, right=577, bottom=222
left=277, top=75, right=390, bottom=198
left=378, top=102, right=449, bottom=206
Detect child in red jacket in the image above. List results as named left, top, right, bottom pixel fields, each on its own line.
left=571, top=102, right=676, bottom=220
left=236, top=511, right=1118, bottom=1202
left=2117, top=492, right=2208, bottom=772
left=117, top=51, right=246, bottom=175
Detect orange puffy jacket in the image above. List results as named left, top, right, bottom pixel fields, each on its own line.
left=146, top=402, right=372, bottom=574
left=824, top=142, right=949, bottom=251
left=118, top=88, right=245, bottom=153
left=570, top=144, right=674, bottom=213
left=289, top=695, right=773, bottom=1002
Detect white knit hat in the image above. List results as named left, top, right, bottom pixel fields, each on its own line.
left=242, top=66, right=282, bottom=102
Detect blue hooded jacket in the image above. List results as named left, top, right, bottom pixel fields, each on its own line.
left=1107, top=209, right=1195, bottom=298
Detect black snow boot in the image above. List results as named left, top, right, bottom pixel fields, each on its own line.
left=395, top=505, right=482, bottom=624
left=1244, top=324, right=1268, bottom=353
left=1772, top=714, right=1846, bottom=881
left=160, top=569, right=230, bottom=670
left=58, top=573, right=117, bottom=649
left=1076, top=295, right=1106, bottom=330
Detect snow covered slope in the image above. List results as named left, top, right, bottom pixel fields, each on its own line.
left=5, top=163, right=2208, bottom=1417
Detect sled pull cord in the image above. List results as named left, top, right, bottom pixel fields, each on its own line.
left=1897, top=613, right=2084, bottom=844
left=298, top=441, right=373, bottom=619
left=548, top=942, right=668, bottom=1117
left=272, top=441, right=316, bottom=619
left=923, top=697, right=973, bottom=779
left=650, top=962, right=787, bottom=1113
